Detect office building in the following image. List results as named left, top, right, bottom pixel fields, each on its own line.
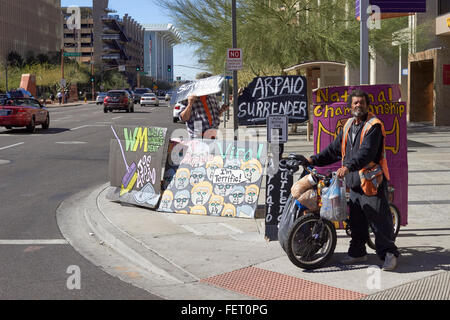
left=0, top=0, right=62, bottom=61
left=143, top=24, right=181, bottom=83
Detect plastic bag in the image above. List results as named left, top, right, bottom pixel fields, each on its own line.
left=320, top=175, right=347, bottom=221
left=278, top=197, right=307, bottom=251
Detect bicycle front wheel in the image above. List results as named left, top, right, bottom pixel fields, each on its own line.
left=286, top=213, right=337, bottom=270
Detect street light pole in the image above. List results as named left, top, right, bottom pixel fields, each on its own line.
left=360, top=0, right=369, bottom=84
left=232, top=0, right=238, bottom=139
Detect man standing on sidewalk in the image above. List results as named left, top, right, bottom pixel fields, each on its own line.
left=179, top=94, right=228, bottom=139
left=298, top=89, right=400, bottom=271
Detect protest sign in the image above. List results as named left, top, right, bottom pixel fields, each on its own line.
left=170, top=75, right=224, bottom=105
left=313, top=84, right=408, bottom=226
left=107, top=125, right=169, bottom=208
left=265, top=159, right=294, bottom=241
left=158, top=139, right=267, bottom=218
left=237, top=76, right=308, bottom=125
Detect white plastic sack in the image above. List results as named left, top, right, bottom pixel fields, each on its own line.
left=320, top=175, right=347, bottom=221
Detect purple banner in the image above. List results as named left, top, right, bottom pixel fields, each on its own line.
left=313, top=84, right=408, bottom=226
left=356, top=0, right=426, bottom=18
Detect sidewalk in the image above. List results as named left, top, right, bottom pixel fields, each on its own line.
left=57, top=111, right=450, bottom=300
left=45, top=100, right=92, bottom=108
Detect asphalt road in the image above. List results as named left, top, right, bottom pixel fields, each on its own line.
left=0, top=99, right=183, bottom=299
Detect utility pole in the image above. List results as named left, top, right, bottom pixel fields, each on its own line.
left=5, top=62, right=8, bottom=92
left=360, top=0, right=369, bottom=84
left=232, top=0, right=238, bottom=139
left=61, top=48, right=65, bottom=104
left=91, top=62, right=95, bottom=101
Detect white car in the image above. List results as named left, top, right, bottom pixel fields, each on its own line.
left=173, top=102, right=185, bottom=123
left=140, top=93, right=159, bottom=106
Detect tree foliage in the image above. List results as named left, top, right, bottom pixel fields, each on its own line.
left=158, top=0, right=426, bottom=86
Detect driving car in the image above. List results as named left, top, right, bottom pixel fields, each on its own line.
left=133, top=88, right=151, bottom=104
left=140, top=93, right=159, bottom=107
left=173, top=102, right=185, bottom=123
left=103, top=90, right=134, bottom=113
left=165, top=92, right=172, bottom=101
left=96, top=92, right=107, bottom=105
left=0, top=97, right=50, bottom=132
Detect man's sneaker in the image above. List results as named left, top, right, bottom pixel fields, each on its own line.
left=340, top=255, right=368, bottom=265
left=382, top=253, right=398, bottom=271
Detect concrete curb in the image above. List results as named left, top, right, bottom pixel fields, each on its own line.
left=85, top=184, right=198, bottom=285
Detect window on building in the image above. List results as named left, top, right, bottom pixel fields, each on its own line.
left=438, top=0, right=450, bottom=15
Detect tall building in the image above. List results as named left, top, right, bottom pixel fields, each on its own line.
left=0, top=0, right=62, bottom=61
left=62, top=7, right=94, bottom=64
left=142, top=24, right=181, bottom=83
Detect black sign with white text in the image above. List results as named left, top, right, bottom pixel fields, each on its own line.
left=237, top=76, right=308, bottom=125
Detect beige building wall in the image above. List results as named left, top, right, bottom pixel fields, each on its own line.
left=0, top=0, right=62, bottom=61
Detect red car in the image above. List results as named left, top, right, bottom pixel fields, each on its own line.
left=103, top=90, right=134, bottom=113
left=0, top=98, right=50, bottom=132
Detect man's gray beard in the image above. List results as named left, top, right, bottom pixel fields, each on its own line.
left=353, top=110, right=367, bottom=118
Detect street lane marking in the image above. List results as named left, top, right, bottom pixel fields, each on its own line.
left=55, top=141, right=87, bottom=145
left=112, top=116, right=122, bottom=120
left=0, top=239, right=69, bottom=245
left=71, top=125, right=107, bottom=131
left=0, top=142, right=24, bottom=151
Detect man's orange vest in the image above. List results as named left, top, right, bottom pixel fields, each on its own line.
left=341, top=113, right=390, bottom=195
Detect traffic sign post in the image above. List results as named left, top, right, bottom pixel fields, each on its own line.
left=63, top=52, right=82, bottom=57
left=226, top=48, right=243, bottom=71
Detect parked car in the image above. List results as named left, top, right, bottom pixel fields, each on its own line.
left=140, top=93, right=159, bottom=107
left=173, top=102, right=185, bottom=123
left=133, top=88, right=151, bottom=104
left=0, top=97, right=50, bottom=132
left=96, top=92, right=107, bottom=105
left=103, top=90, right=134, bottom=113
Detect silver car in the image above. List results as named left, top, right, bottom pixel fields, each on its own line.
left=96, top=92, right=107, bottom=105
left=141, top=93, right=159, bottom=107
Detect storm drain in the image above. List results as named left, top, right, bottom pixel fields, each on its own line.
left=363, top=272, right=450, bottom=300
left=201, top=267, right=366, bottom=300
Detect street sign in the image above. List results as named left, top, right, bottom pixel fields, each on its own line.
left=267, top=115, right=288, bottom=144
left=226, top=48, right=243, bottom=71
left=63, top=52, right=81, bottom=57
left=60, top=79, right=66, bottom=87
left=118, top=65, right=126, bottom=72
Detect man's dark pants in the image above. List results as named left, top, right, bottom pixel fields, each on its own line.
left=348, top=180, right=399, bottom=260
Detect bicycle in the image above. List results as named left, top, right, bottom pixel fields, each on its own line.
left=278, top=153, right=401, bottom=270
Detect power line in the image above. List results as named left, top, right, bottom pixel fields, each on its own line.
left=174, top=64, right=210, bottom=71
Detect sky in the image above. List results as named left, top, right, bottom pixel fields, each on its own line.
left=61, top=0, right=205, bottom=80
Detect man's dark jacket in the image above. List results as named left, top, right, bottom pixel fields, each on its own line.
left=310, top=114, right=385, bottom=191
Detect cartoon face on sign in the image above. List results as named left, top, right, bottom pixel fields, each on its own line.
left=225, top=158, right=242, bottom=171
left=214, top=183, right=233, bottom=196
left=208, top=195, right=224, bottom=216
left=160, top=190, right=174, bottom=212
left=191, top=181, right=213, bottom=206
left=174, top=190, right=190, bottom=210
left=175, top=168, right=190, bottom=189
left=245, top=184, right=259, bottom=204
left=206, top=156, right=224, bottom=181
left=221, top=203, right=236, bottom=218
left=190, top=167, right=206, bottom=186
left=241, top=159, right=263, bottom=183
left=229, top=186, right=245, bottom=205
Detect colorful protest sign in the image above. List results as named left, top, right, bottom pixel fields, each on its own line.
left=158, top=139, right=267, bottom=218
left=237, top=76, right=308, bottom=125
left=313, top=85, right=408, bottom=226
left=107, top=125, right=169, bottom=208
